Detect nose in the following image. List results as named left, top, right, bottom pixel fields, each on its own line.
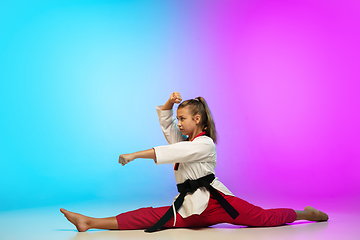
left=177, top=121, right=181, bottom=128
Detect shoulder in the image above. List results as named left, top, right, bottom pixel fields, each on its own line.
left=193, top=135, right=214, bottom=144
left=192, top=136, right=216, bottom=150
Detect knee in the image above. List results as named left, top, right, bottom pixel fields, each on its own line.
left=257, top=210, right=287, bottom=227
left=239, top=208, right=283, bottom=227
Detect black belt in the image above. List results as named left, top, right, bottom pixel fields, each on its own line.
left=145, top=174, right=239, bottom=233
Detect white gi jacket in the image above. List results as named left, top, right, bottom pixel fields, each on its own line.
left=153, top=105, right=234, bottom=219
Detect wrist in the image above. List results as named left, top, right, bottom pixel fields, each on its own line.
left=131, top=152, right=138, bottom=160
left=161, top=100, right=174, bottom=110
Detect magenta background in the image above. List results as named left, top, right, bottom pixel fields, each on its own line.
left=170, top=0, right=360, bottom=210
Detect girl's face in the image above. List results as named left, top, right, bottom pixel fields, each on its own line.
left=176, top=106, right=201, bottom=136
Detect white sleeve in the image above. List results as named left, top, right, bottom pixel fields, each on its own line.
left=154, top=137, right=216, bottom=165
left=156, top=105, right=186, bottom=144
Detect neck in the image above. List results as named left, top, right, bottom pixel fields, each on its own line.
left=188, top=128, right=204, bottom=141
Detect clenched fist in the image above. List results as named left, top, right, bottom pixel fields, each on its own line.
left=119, top=153, right=135, bottom=166
left=169, top=92, right=182, bottom=104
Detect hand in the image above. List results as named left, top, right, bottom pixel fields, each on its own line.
left=169, top=92, right=182, bottom=104
left=119, top=153, right=135, bottom=166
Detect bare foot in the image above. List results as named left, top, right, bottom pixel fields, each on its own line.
left=304, top=206, right=329, bottom=221
left=60, top=208, right=92, bottom=232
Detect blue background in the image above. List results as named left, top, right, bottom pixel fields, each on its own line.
left=1, top=0, right=183, bottom=210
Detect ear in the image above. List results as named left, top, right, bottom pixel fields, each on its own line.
left=194, top=115, right=201, bottom=124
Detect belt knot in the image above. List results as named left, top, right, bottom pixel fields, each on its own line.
left=177, top=174, right=215, bottom=194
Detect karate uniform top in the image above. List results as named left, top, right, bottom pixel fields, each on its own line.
left=153, top=105, right=234, bottom=218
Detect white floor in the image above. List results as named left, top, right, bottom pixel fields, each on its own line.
left=1, top=201, right=359, bottom=240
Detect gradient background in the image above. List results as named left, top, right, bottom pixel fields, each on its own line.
left=1, top=0, right=359, bottom=213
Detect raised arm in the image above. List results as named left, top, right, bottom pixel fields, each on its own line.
left=161, top=92, right=182, bottom=110
left=158, top=92, right=186, bottom=144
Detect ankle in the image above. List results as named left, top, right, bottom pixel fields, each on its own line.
left=86, top=217, right=94, bottom=229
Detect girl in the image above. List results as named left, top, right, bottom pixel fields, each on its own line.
left=60, top=92, right=328, bottom=232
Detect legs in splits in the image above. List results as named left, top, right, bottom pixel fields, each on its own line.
left=60, top=200, right=329, bottom=232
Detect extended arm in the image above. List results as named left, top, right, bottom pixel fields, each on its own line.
left=119, top=149, right=156, bottom=166
left=154, top=138, right=216, bottom=165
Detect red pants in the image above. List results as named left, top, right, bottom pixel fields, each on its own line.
left=116, top=193, right=297, bottom=230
